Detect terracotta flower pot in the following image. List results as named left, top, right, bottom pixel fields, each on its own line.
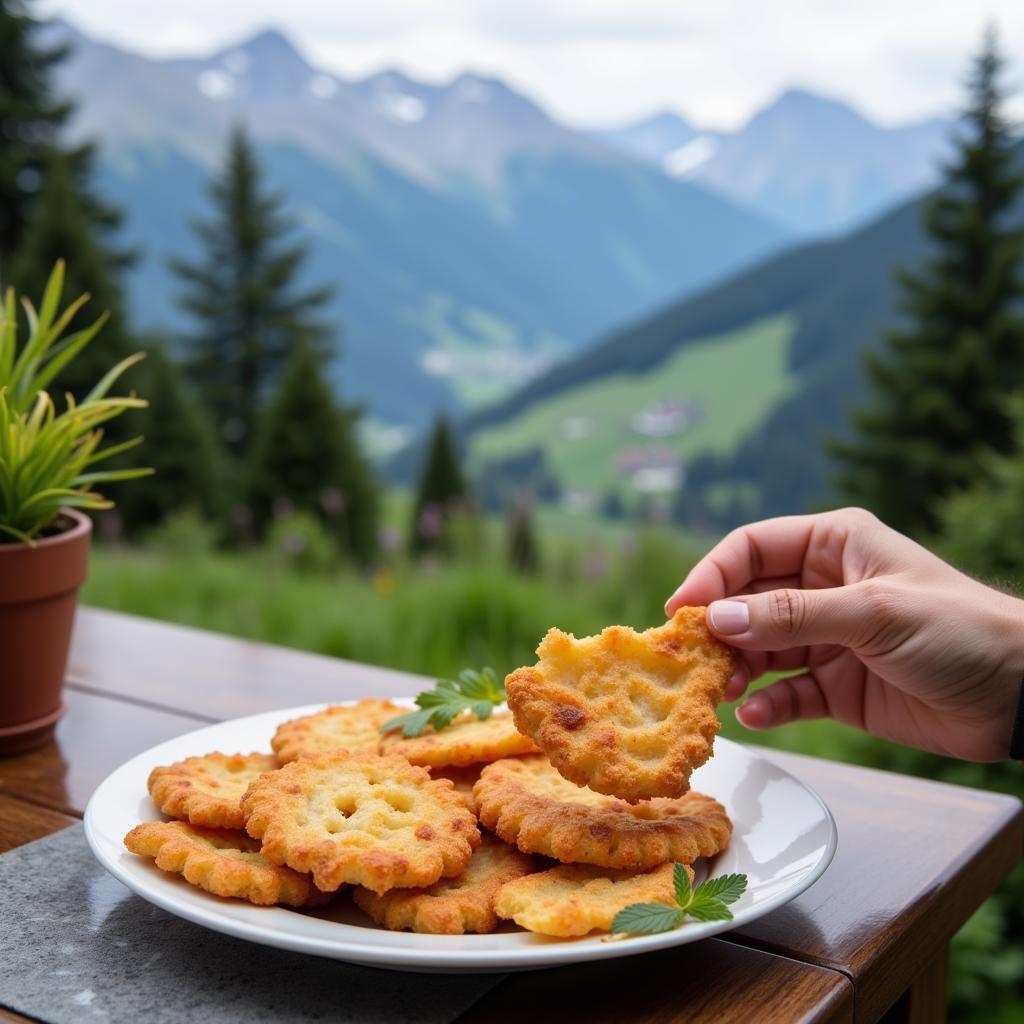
left=0, top=508, right=91, bottom=755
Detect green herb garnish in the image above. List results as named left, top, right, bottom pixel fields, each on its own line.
left=610, top=865, right=748, bottom=935
left=379, top=667, right=505, bottom=738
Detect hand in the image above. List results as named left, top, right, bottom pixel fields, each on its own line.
left=665, top=507, right=1024, bottom=761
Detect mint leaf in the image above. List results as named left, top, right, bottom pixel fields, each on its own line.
left=458, top=667, right=504, bottom=704
left=673, top=863, right=692, bottom=907
left=610, top=903, right=685, bottom=935
left=428, top=704, right=462, bottom=731
left=610, top=867, right=749, bottom=940
left=418, top=683, right=459, bottom=708
left=686, top=897, right=736, bottom=922
left=380, top=707, right=436, bottom=738
left=471, top=700, right=495, bottom=720
left=693, top=873, right=747, bottom=906
left=379, top=667, right=507, bottom=737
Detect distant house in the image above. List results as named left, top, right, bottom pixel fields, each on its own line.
left=629, top=399, right=703, bottom=438
left=614, top=446, right=683, bottom=494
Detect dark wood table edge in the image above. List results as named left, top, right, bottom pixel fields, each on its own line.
left=725, top=784, right=1023, bottom=1021
left=450, top=941, right=856, bottom=1024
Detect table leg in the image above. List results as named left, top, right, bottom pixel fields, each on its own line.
left=879, top=946, right=949, bottom=1024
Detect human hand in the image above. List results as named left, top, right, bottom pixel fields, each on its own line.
left=665, top=507, right=1024, bottom=761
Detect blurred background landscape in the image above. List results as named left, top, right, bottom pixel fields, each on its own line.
left=4, top=0, right=1024, bottom=1016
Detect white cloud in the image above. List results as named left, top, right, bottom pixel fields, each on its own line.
left=39, top=0, right=1024, bottom=128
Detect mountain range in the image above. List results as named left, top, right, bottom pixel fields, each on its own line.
left=595, top=91, right=952, bottom=236
left=44, top=19, right=961, bottom=443
left=46, top=20, right=786, bottom=438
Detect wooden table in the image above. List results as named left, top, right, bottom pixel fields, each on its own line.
left=2, top=608, right=1021, bottom=1024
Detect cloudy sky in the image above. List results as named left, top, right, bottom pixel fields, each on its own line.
left=40, top=0, right=1024, bottom=129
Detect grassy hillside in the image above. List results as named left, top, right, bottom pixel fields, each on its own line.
left=466, top=198, right=918, bottom=433
left=458, top=193, right=925, bottom=524
left=470, top=315, right=797, bottom=503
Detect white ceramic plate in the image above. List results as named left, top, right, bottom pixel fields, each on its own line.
left=84, top=701, right=837, bottom=973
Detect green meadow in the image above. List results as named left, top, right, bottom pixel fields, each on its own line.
left=469, top=315, right=798, bottom=498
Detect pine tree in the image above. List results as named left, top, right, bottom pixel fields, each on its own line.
left=9, top=153, right=135, bottom=399
left=833, top=29, right=1024, bottom=534
left=1, top=1, right=135, bottom=398
left=0, top=0, right=72, bottom=266
left=409, top=414, right=467, bottom=557
left=506, top=494, right=541, bottom=574
left=938, top=402, right=1024, bottom=580
left=114, top=342, right=226, bottom=534
left=246, top=340, right=378, bottom=565
left=171, top=125, right=331, bottom=458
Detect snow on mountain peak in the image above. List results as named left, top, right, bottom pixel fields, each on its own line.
left=663, top=136, right=717, bottom=177
left=371, top=77, right=428, bottom=123
left=382, top=92, right=427, bottom=123
left=197, top=69, right=237, bottom=101
left=308, top=73, right=338, bottom=100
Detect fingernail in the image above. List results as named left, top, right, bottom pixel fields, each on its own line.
left=709, top=600, right=749, bottom=635
left=736, top=693, right=770, bottom=729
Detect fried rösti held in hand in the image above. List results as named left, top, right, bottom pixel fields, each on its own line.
left=505, top=608, right=734, bottom=801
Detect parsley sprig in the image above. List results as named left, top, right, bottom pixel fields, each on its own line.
left=379, top=667, right=505, bottom=738
left=610, top=865, right=747, bottom=935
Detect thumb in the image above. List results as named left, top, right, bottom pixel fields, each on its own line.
left=706, top=584, right=876, bottom=651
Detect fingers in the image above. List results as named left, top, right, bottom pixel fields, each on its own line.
left=664, top=507, right=895, bottom=616
left=724, top=662, right=750, bottom=702
left=745, top=575, right=803, bottom=595
left=723, top=648, right=810, bottom=702
left=706, top=582, right=881, bottom=652
left=665, top=515, right=818, bottom=613
left=735, top=674, right=830, bottom=730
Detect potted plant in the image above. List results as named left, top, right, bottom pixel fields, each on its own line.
left=0, top=261, right=150, bottom=754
